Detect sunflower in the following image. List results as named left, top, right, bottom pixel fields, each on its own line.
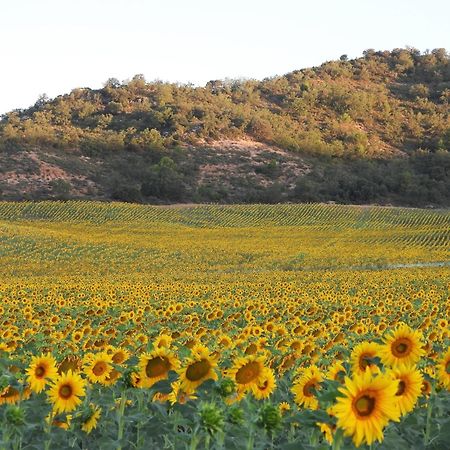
left=58, top=355, right=82, bottom=374
left=326, top=361, right=346, bottom=384
left=292, top=365, right=323, bottom=410
left=138, top=347, right=179, bottom=388
left=380, top=324, right=425, bottom=368
left=154, top=334, right=173, bottom=349
left=26, top=353, right=58, bottom=393
left=83, top=352, right=113, bottom=384
left=318, top=422, right=336, bottom=445
left=103, top=368, right=122, bottom=386
left=278, top=401, right=291, bottom=415
left=48, top=370, right=86, bottom=414
left=227, top=354, right=266, bottom=391
left=437, top=348, right=450, bottom=390
left=0, top=386, right=20, bottom=405
left=334, top=371, right=400, bottom=448
left=81, top=404, right=102, bottom=434
left=111, top=347, right=130, bottom=365
left=251, top=367, right=276, bottom=400
left=178, top=345, right=218, bottom=393
left=350, top=342, right=381, bottom=375
left=168, top=380, right=197, bottom=405
left=389, top=365, right=423, bottom=416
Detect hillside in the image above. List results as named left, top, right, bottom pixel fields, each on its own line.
left=0, top=48, right=449, bottom=206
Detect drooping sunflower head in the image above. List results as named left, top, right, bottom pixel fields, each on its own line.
left=350, top=342, right=381, bottom=375
left=388, top=365, right=423, bottom=416
left=48, top=370, right=86, bottom=414
left=380, top=324, right=425, bottom=368
left=138, top=347, right=179, bottom=388
left=334, top=371, right=400, bottom=448
left=81, top=404, right=102, bottom=434
left=291, top=365, right=323, bottom=410
left=26, top=353, right=58, bottom=393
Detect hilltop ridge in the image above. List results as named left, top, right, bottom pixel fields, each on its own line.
left=0, top=48, right=449, bottom=206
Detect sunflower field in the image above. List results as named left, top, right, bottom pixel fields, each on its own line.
left=0, top=202, right=449, bottom=449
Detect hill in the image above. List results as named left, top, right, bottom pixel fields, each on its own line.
left=0, top=48, right=449, bottom=206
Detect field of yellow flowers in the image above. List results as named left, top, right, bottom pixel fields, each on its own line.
left=0, top=202, right=449, bottom=449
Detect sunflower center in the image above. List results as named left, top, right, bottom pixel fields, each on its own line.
left=396, top=380, right=406, bottom=396
left=335, top=370, right=346, bottom=383
left=358, top=353, right=373, bottom=371
left=259, top=380, right=269, bottom=390
left=35, top=366, right=46, bottom=378
left=354, top=394, right=375, bottom=417
left=59, top=384, right=73, bottom=399
left=112, top=353, right=125, bottom=364
left=145, top=357, right=171, bottom=378
left=391, top=338, right=412, bottom=358
left=235, top=361, right=261, bottom=384
left=302, top=380, right=317, bottom=397
left=92, top=362, right=107, bottom=376
left=186, top=359, right=211, bottom=381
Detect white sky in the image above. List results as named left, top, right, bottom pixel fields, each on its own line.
left=1, top=0, right=449, bottom=114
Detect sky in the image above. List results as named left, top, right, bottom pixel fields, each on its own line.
left=1, top=0, right=449, bottom=115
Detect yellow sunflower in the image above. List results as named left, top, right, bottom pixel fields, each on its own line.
left=326, top=361, right=347, bottom=384
left=279, top=401, right=291, bottom=415
left=138, top=347, right=179, bottom=388
left=26, top=353, right=58, bottom=393
left=251, top=367, right=276, bottom=400
left=168, top=380, right=197, bottom=405
left=380, top=324, right=425, bottom=368
left=81, top=404, right=102, bottom=434
left=292, top=365, right=323, bottom=410
left=227, top=354, right=266, bottom=391
left=0, top=386, right=25, bottom=405
left=83, top=352, right=113, bottom=385
left=178, top=344, right=218, bottom=393
left=389, top=366, right=423, bottom=416
left=48, top=370, right=86, bottom=413
left=334, top=371, right=400, bottom=448
left=111, top=347, right=130, bottom=365
left=350, top=342, right=381, bottom=375
left=437, top=348, right=450, bottom=390
left=154, top=334, right=173, bottom=349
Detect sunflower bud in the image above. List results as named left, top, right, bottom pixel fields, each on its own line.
left=199, top=402, right=224, bottom=434
left=4, top=405, right=25, bottom=426
left=228, top=405, right=244, bottom=425
left=216, top=378, right=235, bottom=397
left=258, top=403, right=281, bottom=433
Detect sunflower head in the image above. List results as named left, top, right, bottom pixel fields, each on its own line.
left=291, top=365, right=323, bottom=410
left=26, top=353, right=58, bottom=393
left=388, top=365, right=423, bottom=416
left=381, top=324, right=425, bottom=368
left=138, top=347, right=179, bottom=388
left=48, top=370, right=86, bottom=414
left=437, top=349, right=450, bottom=390
left=334, top=371, right=400, bottom=447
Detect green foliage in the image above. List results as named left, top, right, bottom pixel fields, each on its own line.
left=0, top=48, right=449, bottom=205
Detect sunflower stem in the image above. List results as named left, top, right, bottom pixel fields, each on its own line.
left=424, top=385, right=434, bottom=447
left=116, top=393, right=127, bottom=450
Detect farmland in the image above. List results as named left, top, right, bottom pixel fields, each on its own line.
left=0, top=202, right=449, bottom=449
